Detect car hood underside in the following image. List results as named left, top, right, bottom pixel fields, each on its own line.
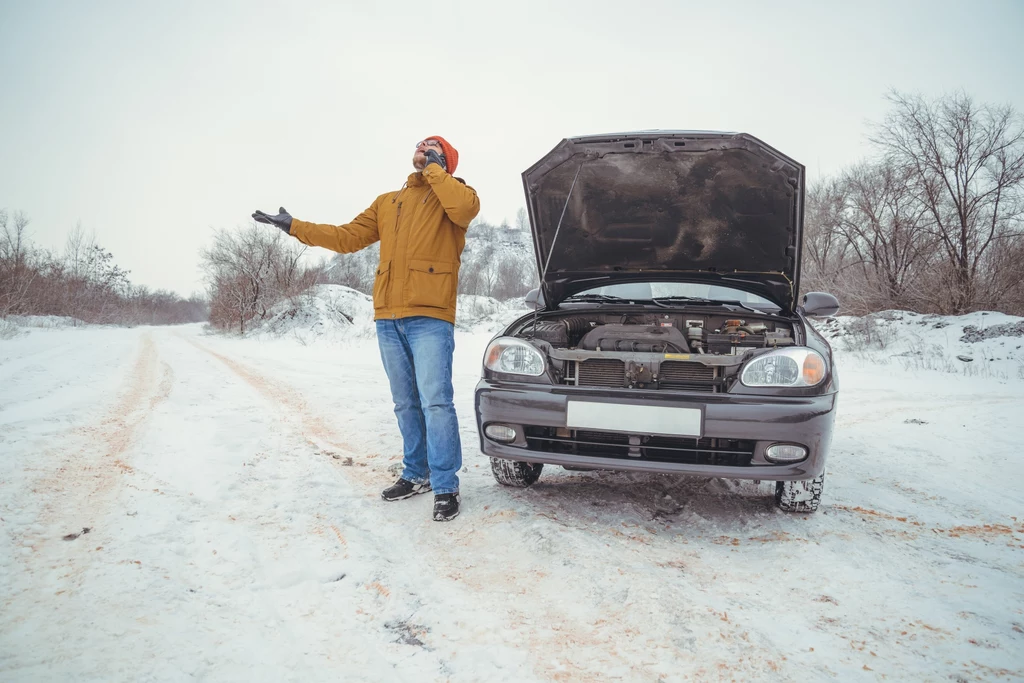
left=522, top=131, right=806, bottom=312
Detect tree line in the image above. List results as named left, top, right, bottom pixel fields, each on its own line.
left=0, top=213, right=206, bottom=325
left=803, top=91, right=1024, bottom=316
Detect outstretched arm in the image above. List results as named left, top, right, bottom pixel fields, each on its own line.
left=288, top=199, right=381, bottom=254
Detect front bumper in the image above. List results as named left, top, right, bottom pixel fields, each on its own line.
left=475, top=380, right=837, bottom=480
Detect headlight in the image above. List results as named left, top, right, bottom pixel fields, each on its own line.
left=483, top=337, right=546, bottom=376
left=740, top=348, right=827, bottom=387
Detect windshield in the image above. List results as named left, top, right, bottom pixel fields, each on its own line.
left=570, top=282, right=778, bottom=307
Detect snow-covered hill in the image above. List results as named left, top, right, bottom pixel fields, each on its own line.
left=818, top=310, right=1024, bottom=380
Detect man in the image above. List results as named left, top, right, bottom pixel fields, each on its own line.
left=252, top=136, right=480, bottom=521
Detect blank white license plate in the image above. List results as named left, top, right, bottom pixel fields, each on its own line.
left=565, top=401, right=702, bottom=437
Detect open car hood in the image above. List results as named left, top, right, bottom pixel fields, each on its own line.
left=523, top=131, right=805, bottom=313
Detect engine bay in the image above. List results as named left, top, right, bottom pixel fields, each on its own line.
left=507, top=310, right=800, bottom=391
left=515, top=311, right=797, bottom=356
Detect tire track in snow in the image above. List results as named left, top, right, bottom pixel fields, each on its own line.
left=16, top=333, right=172, bottom=558
left=189, top=341, right=358, bottom=457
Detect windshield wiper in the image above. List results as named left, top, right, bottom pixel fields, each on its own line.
left=651, top=296, right=762, bottom=314
left=564, top=293, right=624, bottom=302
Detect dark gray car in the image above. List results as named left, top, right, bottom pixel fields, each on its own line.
left=473, top=131, right=840, bottom=512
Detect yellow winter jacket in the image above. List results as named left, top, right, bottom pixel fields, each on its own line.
left=289, top=164, right=481, bottom=324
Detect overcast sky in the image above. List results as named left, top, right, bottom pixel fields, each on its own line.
left=2, top=0, right=1023, bottom=297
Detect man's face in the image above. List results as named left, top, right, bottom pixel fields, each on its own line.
left=412, top=139, right=443, bottom=170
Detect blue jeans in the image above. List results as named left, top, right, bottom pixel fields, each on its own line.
left=376, top=317, right=462, bottom=495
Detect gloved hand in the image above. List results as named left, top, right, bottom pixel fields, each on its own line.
left=423, top=149, right=447, bottom=172
left=252, top=206, right=293, bottom=234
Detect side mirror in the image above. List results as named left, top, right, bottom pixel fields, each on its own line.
left=525, top=288, right=546, bottom=311
left=799, top=292, right=840, bottom=317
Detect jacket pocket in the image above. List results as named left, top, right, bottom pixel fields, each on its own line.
left=372, top=260, right=392, bottom=310
left=405, top=259, right=454, bottom=309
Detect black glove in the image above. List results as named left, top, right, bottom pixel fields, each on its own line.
left=423, top=149, right=447, bottom=172
left=252, top=206, right=293, bottom=234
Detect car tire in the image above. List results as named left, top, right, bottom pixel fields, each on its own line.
left=490, top=457, right=543, bottom=487
left=774, top=471, right=825, bottom=513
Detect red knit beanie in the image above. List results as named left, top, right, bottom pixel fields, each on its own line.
left=427, top=135, right=459, bottom=176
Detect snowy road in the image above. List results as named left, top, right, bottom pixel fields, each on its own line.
left=1, top=323, right=1022, bottom=681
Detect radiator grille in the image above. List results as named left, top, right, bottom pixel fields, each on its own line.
left=659, top=361, right=717, bottom=391
left=576, top=359, right=625, bottom=387
left=524, top=427, right=754, bottom=467
left=567, top=358, right=719, bottom=392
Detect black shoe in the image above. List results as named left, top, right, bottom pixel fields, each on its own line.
left=433, top=493, right=461, bottom=522
left=381, top=478, right=431, bottom=501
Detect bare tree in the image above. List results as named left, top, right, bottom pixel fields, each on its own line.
left=325, top=243, right=380, bottom=294
left=492, top=256, right=529, bottom=300
left=872, top=91, right=1024, bottom=313
left=0, top=210, right=36, bottom=317
left=203, top=227, right=276, bottom=332
left=515, top=207, right=530, bottom=232
left=480, top=244, right=503, bottom=297
left=64, top=221, right=94, bottom=280
left=202, top=224, right=323, bottom=333
left=272, top=238, right=323, bottom=297
left=837, top=161, right=937, bottom=309
left=803, top=179, right=851, bottom=286
left=985, top=233, right=1024, bottom=314
left=457, top=257, right=484, bottom=296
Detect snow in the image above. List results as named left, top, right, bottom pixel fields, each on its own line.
left=1, top=304, right=1022, bottom=681
left=818, top=310, right=1024, bottom=381
left=254, top=285, right=378, bottom=342
left=249, top=285, right=530, bottom=341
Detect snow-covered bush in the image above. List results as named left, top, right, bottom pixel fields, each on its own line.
left=0, top=318, right=22, bottom=339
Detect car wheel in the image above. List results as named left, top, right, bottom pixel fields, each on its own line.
left=490, top=457, right=543, bottom=487
left=774, top=471, right=825, bottom=513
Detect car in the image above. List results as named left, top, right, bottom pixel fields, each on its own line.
left=473, top=130, right=840, bottom=512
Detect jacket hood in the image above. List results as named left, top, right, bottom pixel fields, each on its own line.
left=522, top=131, right=805, bottom=313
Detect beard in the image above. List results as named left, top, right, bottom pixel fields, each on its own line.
left=412, top=151, right=426, bottom=170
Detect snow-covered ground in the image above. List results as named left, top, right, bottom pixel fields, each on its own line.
left=1, top=295, right=1022, bottom=682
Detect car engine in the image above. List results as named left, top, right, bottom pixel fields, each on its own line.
left=520, top=313, right=794, bottom=354
left=512, top=312, right=798, bottom=391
